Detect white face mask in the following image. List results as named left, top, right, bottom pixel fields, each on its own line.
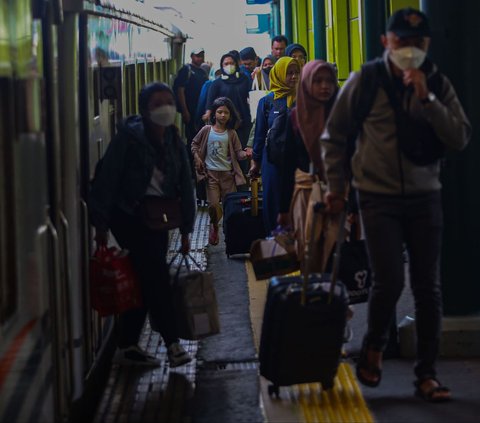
left=389, top=46, right=426, bottom=71
left=223, top=64, right=236, bottom=75
left=149, top=105, right=176, bottom=127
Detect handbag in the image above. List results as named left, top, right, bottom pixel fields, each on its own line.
left=330, top=219, right=372, bottom=304
left=250, top=233, right=299, bottom=280
left=89, top=246, right=142, bottom=316
left=139, top=195, right=182, bottom=231
left=169, top=253, right=220, bottom=340
left=248, top=77, right=267, bottom=122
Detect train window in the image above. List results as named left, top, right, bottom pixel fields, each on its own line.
left=147, top=61, right=154, bottom=83
left=155, top=61, right=161, bottom=82
left=137, top=62, right=146, bottom=90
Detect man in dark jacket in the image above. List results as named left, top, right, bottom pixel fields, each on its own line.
left=321, top=8, right=471, bottom=401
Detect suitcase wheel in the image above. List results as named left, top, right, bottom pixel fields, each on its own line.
left=322, top=379, right=334, bottom=390
left=268, top=384, right=280, bottom=398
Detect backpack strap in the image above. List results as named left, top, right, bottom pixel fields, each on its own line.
left=353, top=58, right=383, bottom=130
left=345, top=58, right=382, bottom=168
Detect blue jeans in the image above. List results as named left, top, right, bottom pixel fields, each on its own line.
left=358, top=191, right=443, bottom=379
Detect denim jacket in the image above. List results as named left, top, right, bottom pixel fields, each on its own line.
left=89, top=115, right=195, bottom=234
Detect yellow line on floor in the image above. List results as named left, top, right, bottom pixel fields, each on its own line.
left=245, top=260, right=375, bottom=423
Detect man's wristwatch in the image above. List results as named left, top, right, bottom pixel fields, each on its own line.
left=420, top=92, right=436, bottom=105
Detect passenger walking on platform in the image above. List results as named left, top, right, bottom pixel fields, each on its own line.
left=320, top=8, right=471, bottom=401
left=285, top=43, right=308, bottom=69
left=192, top=97, right=251, bottom=245
left=239, top=47, right=260, bottom=78
left=270, top=35, right=288, bottom=60
left=204, top=52, right=252, bottom=177
left=89, top=82, right=196, bottom=368
left=173, top=47, right=208, bottom=168
left=277, top=60, right=338, bottom=271
left=249, top=56, right=299, bottom=233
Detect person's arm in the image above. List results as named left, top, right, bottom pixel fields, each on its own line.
left=278, top=114, right=297, bottom=213
left=89, top=130, right=129, bottom=233
left=177, top=87, right=190, bottom=123
left=252, top=96, right=269, bottom=159
left=231, top=130, right=248, bottom=160
left=418, top=73, right=471, bottom=150
left=178, top=140, right=196, bottom=236
left=176, top=66, right=191, bottom=123
left=191, top=126, right=207, bottom=174
left=320, top=72, right=362, bottom=212
left=204, top=80, right=219, bottom=123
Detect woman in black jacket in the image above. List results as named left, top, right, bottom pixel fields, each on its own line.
left=90, top=82, right=195, bottom=368
left=204, top=52, right=252, bottom=174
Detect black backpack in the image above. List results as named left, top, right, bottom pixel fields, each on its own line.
left=348, top=58, right=444, bottom=166
left=172, top=64, right=192, bottom=112
left=264, top=96, right=290, bottom=167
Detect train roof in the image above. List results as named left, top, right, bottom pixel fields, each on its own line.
left=82, top=0, right=189, bottom=40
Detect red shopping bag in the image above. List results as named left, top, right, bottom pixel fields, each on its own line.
left=89, top=246, right=142, bottom=316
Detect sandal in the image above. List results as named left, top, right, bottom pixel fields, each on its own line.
left=355, top=343, right=382, bottom=388
left=414, top=378, right=451, bottom=403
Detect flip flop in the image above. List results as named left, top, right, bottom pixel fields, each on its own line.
left=414, top=378, right=451, bottom=403
left=355, top=343, right=382, bottom=388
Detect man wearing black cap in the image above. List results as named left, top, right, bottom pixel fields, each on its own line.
left=321, top=8, right=471, bottom=402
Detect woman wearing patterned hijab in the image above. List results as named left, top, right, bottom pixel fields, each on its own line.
left=250, top=56, right=300, bottom=233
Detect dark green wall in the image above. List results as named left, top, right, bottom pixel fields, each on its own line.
left=422, top=0, right=480, bottom=315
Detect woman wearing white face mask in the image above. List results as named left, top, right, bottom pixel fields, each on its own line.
left=203, top=52, right=252, bottom=178
left=89, top=82, right=196, bottom=368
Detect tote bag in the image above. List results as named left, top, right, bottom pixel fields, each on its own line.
left=248, top=76, right=267, bottom=122
left=169, top=254, right=220, bottom=340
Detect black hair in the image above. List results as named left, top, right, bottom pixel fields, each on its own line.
left=209, top=97, right=241, bottom=129
left=227, top=49, right=241, bottom=62
left=271, top=35, right=288, bottom=46
left=220, top=53, right=240, bottom=69
left=138, top=82, right=174, bottom=117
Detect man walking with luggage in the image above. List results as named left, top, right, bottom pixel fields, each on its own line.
left=320, top=8, right=471, bottom=402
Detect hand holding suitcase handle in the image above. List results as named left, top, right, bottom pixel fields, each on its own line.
left=301, top=200, right=347, bottom=305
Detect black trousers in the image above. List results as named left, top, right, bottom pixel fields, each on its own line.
left=358, top=191, right=443, bottom=379
left=110, top=208, right=178, bottom=348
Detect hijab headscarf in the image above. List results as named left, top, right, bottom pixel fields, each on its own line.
left=268, top=56, right=298, bottom=108
left=259, top=54, right=275, bottom=90
left=285, top=43, right=307, bottom=60
left=219, top=53, right=244, bottom=84
left=296, top=60, right=338, bottom=171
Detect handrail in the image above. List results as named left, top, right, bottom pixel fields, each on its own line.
left=80, top=199, right=93, bottom=364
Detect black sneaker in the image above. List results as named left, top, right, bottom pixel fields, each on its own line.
left=167, top=342, right=192, bottom=368
left=114, top=345, right=161, bottom=367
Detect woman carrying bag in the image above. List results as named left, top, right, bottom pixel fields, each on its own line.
left=89, top=82, right=195, bottom=368
left=277, top=60, right=339, bottom=272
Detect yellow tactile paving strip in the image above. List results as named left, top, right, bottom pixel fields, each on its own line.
left=246, top=261, right=375, bottom=423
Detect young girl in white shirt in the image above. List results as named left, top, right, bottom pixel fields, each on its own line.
left=191, top=97, right=252, bottom=245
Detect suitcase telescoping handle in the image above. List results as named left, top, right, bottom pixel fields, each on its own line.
left=250, top=177, right=259, bottom=217
left=301, top=201, right=347, bottom=306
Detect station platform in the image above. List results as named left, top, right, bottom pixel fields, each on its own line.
left=93, top=208, right=480, bottom=423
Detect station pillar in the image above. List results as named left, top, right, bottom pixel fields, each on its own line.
left=421, top=0, right=480, bottom=316
left=364, top=0, right=386, bottom=60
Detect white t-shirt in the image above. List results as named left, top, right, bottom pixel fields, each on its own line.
left=205, top=128, right=231, bottom=171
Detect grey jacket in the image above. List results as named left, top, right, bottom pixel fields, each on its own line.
left=320, top=52, right=471, bottom=196
left=89, top=115, right=195, bottom=234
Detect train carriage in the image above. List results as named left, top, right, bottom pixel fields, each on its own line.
left=0, top=1, right=186, bottom=422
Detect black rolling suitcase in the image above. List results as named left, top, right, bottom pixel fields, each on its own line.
left=259, top=203, right=348, bottom=396
left=223, top=179, right=266, bottom=257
